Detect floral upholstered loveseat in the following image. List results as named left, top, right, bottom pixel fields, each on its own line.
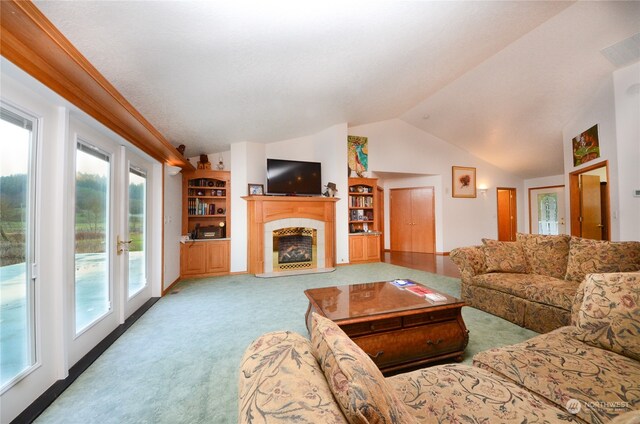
left=239, top=273, right=640, bottom=423
left=450, top=234, right=640, bottom=333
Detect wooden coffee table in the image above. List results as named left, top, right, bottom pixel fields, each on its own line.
left=304, top=280, right=469, bottom=374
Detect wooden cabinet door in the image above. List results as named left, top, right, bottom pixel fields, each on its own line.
left=391, top=187, right=434, bottom=253
left=349, top=236, right=366, bottom=262
left=411, top=188, right=435, bottom=254
left=181, top=243, right=206, bottom=275
left=206, top=241, right=230, bottom=274
left=365, top=235, right=381, bottom=261
left=390, top=189, right=413, bottom=252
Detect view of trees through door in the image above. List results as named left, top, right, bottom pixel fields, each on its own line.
left=0, top=105, right=37, bottom=389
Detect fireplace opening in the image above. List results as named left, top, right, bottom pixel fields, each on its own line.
left=273, top=227, right=317, bottom=271
left=279, top=235, right=312, bottom=263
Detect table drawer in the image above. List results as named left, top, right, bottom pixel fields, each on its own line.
left=403, top=308, right=460, bottom=327
left=353, top=321, right=465, bottom=368
left=340, top=317, right=402, bottom=336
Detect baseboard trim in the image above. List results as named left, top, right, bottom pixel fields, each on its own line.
left=436, top=252, right=451, bottom=256
left=12, top=297, right=160, bottom=424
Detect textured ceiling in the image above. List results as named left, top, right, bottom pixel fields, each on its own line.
left=33, top=1, right=638, bottom=178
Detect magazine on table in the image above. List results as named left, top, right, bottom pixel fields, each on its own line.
left=390, top=279, right=416, bottom=288
left=404, top=285, right=448, bottom=302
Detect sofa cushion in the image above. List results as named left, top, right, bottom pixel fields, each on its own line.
left=481, top=239, right=528, bottom=273
left=565, top=237, right=640, bottom=282
left=388, top=363, right=579, bottom=423
left=575, top=272, right=640, bottom=361
left=516, top=233, right=570, bottom=279
left=239, top=331, right=348, bottom=424
left=473, top=326, right=640, bottom=424
left=523, top=278, right=580, bottom=311
left=310, top=313, right=416, bottom=424
left=473, top=273, right=575, bottom=310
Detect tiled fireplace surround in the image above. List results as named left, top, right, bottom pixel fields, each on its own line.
left=265, top=219, right=325, bottom=273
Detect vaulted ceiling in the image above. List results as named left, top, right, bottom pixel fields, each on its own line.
left=33, top=1, right=640, bottom=178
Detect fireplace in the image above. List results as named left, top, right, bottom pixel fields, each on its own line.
left=272, top=227, right=317, bottom=271
left=244, top=196, right=338, bottom=275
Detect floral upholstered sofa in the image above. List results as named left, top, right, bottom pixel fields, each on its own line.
left=450, top=234, right=640, bottom=333
left=239, top=273, right=640, bottom=423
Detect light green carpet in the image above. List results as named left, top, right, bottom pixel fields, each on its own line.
left=35, top=263, right=537, bottom=424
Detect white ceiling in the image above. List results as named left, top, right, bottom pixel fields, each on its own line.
left=33, top=1, right=639, bottom=178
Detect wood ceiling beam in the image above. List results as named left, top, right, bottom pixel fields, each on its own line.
left=1, top=0, right=194, bottom=170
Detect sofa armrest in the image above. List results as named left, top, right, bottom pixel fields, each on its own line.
left=450, top=246, right=486, bottom=283
left=239, top=331, right=347, bottom=424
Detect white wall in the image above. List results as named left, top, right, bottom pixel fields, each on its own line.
left=562, top=77, right=621, bottom=240
left=523, top=174, right=565, bottom=233
left=229, top=142, right=265, bottom=272
left=350, top=119, right=525, bottom=250
left=163, top=166, right=182, bottom=289
left=613, top=62, right=640, bottom=241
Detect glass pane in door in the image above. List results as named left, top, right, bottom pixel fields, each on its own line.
left=128, top=167, right=146, bottom=296
left=537, top=193, right=558, bottom=235
left=75, top=143, right=111, bottom=333
left=0, top=107, right=36, bottom=387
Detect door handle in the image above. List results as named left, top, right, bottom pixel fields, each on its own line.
left=117, top=235, right=133, bottom=255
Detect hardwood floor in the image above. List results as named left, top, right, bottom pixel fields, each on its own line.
left=382, top=251, right=461, bottom=278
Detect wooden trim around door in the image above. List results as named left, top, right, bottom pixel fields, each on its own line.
left=569, top=160, right=610, bottom=239
left=0, top=0, right=192, bottom=169
left=527, top=185, right=564, bottom=233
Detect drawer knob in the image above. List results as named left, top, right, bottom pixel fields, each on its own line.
left=426, top=338, right=443, bottom=345
left=366, top=350, right=384, bottom=359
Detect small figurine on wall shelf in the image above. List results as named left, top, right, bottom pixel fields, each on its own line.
left=323, top=182, right=338, bottom=197
left=216, top=155, right=225, bottom=170
left=197, top=154, right=212, bottom=170
left=176, top=144, right=186, bottom=156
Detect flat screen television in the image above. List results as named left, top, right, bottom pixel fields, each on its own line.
left=266, top=158, right=322, bottom=196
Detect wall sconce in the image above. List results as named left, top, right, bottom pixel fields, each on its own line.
left=477, top=184, right=489, bottom=195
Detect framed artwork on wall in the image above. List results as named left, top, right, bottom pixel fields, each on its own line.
left=347, top=135, right=368, bottom=177
left=452, top=166, right=476, bottom=198
left=572, top=124, right=600, bottom=166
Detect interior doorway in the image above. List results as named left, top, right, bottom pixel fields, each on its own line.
left=569, top=160, right=610, bottom=240
left=390, top=187, right=435, bottom=253
left=497, top=187, right=517, bottom=241
left=528, top=185, right=566, bottom=235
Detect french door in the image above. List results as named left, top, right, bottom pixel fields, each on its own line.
left=0, top=104, right=37, bottom=390
left=123, top=149, right=153, bottom=318
left=70, top=119, right=153, bottom=364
